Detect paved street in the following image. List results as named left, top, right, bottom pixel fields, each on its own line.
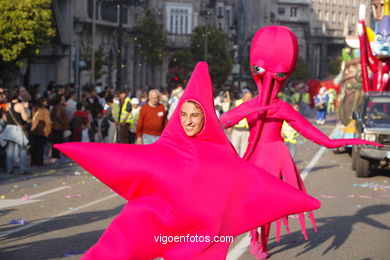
left=0, top=114, right=389, bottom=260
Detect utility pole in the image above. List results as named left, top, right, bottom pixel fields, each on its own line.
left=204, top=15, right=208, bottom=62
left=117, top=3, right=124, bottom=90
left=237, top=0, right=245, bottom=90
left=91, top=0, right=96, bottom=85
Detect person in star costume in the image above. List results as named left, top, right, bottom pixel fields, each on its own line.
left=220, top=26, right=383, bottom=259
left=54, top=62, right=320, bottom=260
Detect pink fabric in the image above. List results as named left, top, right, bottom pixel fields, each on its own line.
left=55, top=62, right=320, bottom=260
left=220, top=26, right=382, bottom=258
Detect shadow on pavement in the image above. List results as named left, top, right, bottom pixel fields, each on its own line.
left=268, top=204, right=390, bottom=257
left=0, top=205, right=123, bottom=259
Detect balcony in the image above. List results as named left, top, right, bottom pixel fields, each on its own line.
left=166, top=34, right=192, bottom=49
left=277, top=0, right=310, bottom=5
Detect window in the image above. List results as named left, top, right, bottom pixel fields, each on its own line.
left=332, top=12, right=336, bottom=22
left=339, top=12, right=343, bottom=23
left=319, top=10, right=322, bottom=20
left=166, top=3, right=193, bottom=35
left=325, top=11, right=329, bottom=21
left=278, top=8, right=285, bottom=15
left=290, top=7, right=297, bottom=17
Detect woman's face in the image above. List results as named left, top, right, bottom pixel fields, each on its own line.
left=180, top=101, right=205, bottom=137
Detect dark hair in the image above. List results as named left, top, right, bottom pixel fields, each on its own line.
left=52, top=95, right=64, bottom=106
left=35, top=97, right=47, bottom=108
left=182, top=100, right=202, bottom=110
left=105, top=95, right=113, bottom=103
left=76, top=102, right=83, bottom=110
left=10, top=86, right=20, bottom=100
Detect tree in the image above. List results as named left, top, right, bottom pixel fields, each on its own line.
left=0, top=0, right=55, bottom=63
left=82, top=45, right=110, bottom=81
left=0, top=0, right=55, bottom=83
left=328, top=56, right=343, bottom=76
left=133, top=11, right=166, bottom=67
left=190, top=26, right=233, bottom=86
left=290, top=56, right=309, bottom=81
left=169, top=49, right=194, bottom=77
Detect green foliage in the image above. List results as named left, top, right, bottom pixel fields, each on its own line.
left=81, top=45, right=111, bottom=81
left=0, top=0, right=55, bottom=62
left=169, top=49, right=194, bottom=77
left=328, top=56, right=343, bottom=75
left=290, top=56, right=309, bottom=80
left=190, top=26, right=233, bottom=86
left=133, top=12, right=166, bottom=66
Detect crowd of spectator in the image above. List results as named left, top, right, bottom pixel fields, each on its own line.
left=0, top=80, right=317, bottom=176
left=0, top=82, right=180, bottom=175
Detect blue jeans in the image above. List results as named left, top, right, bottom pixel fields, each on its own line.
left=316, top=108, right=327, bottom=121
left=142, top=134, right=160, bottom=145
left=6, top=141, right=28, bottom=173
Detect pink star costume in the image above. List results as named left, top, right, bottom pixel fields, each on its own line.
left=55, top=62, right=320, bottom=260
left=220, top=26, right=382, bottom=259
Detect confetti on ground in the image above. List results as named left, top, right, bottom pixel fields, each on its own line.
left=9, top=218, right=27, bottom=225
left=65, top=194, right=82, bottom=199
left=64, top=251, right=86, bottom=257
left=74, top=171, right=81, bottom=175
left=357, top=204, right=362, bottom=208
left=320, top=195, right=336, bottom=199
left=353, top=182, right=390, bottom=191
left=21, top=194, right=30, bottom=200
left=0, top=195, right=5, bottom=199
left=357, top=195, right=372, bottom=199
left=41, top=169, right=57, bottom=175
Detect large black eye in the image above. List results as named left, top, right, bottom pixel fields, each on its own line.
left=274, top=72, right=287, bottom=80
left=253, top=65, right=265, bottom=75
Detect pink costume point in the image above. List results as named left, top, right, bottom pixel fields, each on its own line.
left=220, top=26, right=382, bottom=259
left=55, top=62, right=320, bottom=260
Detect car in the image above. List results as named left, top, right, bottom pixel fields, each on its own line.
left=352, top=91, right=390, bottom=177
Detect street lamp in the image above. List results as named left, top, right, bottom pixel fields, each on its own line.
left=200, top=1, right=214, bottom=62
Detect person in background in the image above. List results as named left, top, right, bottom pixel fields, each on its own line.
left=221, top=90, right=231, bottom=113
left=327, top=88, right=337, bottom=114
left=65, top=91, right=78, bottom=121
left=229, top=90, right=253, bottom=157
left=30, top=97, right=52, bottom=166
left=315, top=87, right=329, bottom=125
left=167, top=85, right=184, bottom=120
left=0, top=87, right=8, bottom=172
left=51, top=95, right=68, bottom=161
left=300, top=85, right=310, bottom=117
left=70, top=103, right=89, bottom=142
left=118, top=90, right=132, bottom=144
left=129, top=97, right=141, bottom=144
left=281, top=104, right=300, bottom=159
left=0, top=87, right=30, bottom=174
left=136, top=89, right=167, bottom=144
left=91, top=110, right=109, bottom=143
left=104, top=94, right=120, bottom=143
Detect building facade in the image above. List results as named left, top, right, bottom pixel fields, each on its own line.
left=275, top=0, right=371, bottom=78
left=24, top=0, right=373, bottom=92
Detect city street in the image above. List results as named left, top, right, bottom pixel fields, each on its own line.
left=0, top=115, right=389, bottom=260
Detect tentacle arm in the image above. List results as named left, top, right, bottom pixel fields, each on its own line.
left=281, top=104, right=382, bottom=148
left=219, top=101, right=271, bottom=129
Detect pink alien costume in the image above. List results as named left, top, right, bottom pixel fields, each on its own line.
left=55, top=62, right=320, bottom=260
left=220, top=26, right=382, bottom=259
